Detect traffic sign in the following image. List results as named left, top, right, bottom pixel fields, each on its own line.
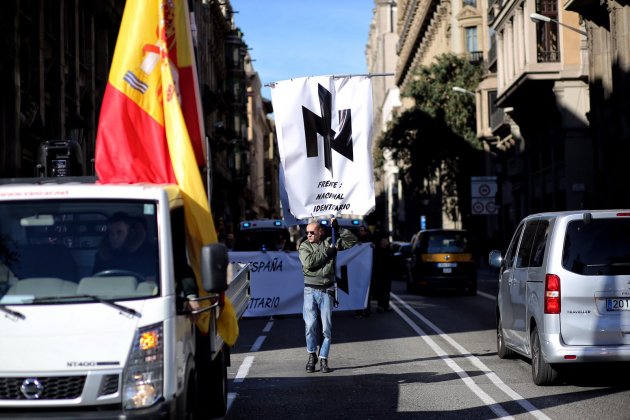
left=471, top=176, right=498, bottom=215
left=471, top=198, right=499, bottom=215
left=471, top=176, right=498, bottom=198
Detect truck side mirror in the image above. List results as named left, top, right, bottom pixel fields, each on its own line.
left=201, top=243, right=228, bottom=293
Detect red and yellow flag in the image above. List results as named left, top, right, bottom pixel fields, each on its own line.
left=96, top=0, right=238, bottom=344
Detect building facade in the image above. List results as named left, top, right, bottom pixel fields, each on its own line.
left=565, top=0, right=630, bottom=209
left=488, top=0, right=590, bottom=241
left=0, top=0, right=262, bottom=237
left=0, top=0, right=124, bottom=178
left=367, top=0, right=402, bottom=237
left=392, top=0, right=490, bottom=235
left=245, top=56, right=277, bottom=219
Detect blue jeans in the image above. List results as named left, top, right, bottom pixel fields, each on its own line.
left=303, top=287, right=333, bottom=359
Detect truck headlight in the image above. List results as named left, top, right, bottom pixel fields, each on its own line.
left=123, top=322, right=163, bottom=409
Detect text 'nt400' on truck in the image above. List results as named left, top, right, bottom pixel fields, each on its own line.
left=0, top=180, right=250, bottom=419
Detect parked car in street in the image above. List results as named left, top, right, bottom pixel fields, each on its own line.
left=391, top=241, right=412, bottom=279
left=490, top=210, right=630, bottom=385
left=407, top=229, right=476, bottom=295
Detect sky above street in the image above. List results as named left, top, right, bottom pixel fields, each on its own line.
left=231, top=0, right=374, bottom=99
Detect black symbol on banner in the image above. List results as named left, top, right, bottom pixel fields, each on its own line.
left=336, top=264, right=349, bottom=294
left=302, top=84, right=353, bottom=177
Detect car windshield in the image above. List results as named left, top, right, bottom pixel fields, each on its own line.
left=422, top=232, right=470, bottom=253
left=563, top=218, right=630, bottom=275
left=0, top=200, right=160, bottom=305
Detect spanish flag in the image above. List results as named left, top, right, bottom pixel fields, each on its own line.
left=96, top=0, right=238, bottom=345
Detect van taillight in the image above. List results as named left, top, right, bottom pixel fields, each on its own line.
left=545, top=274, right=561, bottom=314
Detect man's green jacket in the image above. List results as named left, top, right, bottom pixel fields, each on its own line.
left=298, top=228, right=357, bottom=288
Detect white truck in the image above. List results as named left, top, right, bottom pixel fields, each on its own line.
left=0, top=180, right=250, bottom=419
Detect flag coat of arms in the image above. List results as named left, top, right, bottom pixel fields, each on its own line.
left=271, top=76, right=375, bottom=219
left=95, top=0, right=238, bottom=344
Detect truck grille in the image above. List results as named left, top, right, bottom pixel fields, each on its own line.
left=98, top=374, right=119, bottom=396
left=0, top=376, right=86, bottom=400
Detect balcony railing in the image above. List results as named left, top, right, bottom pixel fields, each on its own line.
left=468, top=51, right=484, bottom=64
left=536, top=49, right=560, bottom=62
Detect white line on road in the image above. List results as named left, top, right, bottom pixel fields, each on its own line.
left=391, top=299, right=513, bottom=419
left=250, top=335, right=267, bottom=352
left=234, top=355, right=255, bottom=383
left=477, top=290, right=495, bottom=300
left=227, top=317, right=275, bottom=416
left=392, top=293, right=551, bottom=420
left=263, top=319, right=274, bottom=332
left=227, top=392, right=237, bottom=414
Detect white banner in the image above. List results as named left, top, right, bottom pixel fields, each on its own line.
left=229, top=243, right=373, bottom=317
left=271, top=76, right=375, bottom=219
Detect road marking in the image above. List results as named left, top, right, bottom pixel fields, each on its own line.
left=227, top=392, right=237, bottom=413
left=232, top=316, right=274, bottom=387
left=234, top=355, right=254, bottom=383
left=391, top=293, right=550, bottom=420
left=250, top=335, right=267, bottom=352
left=227, top=318, right=275, bottom=416
left=478, top=290, right=494, bottom=300
left=263, top=319, right=274, bottom=332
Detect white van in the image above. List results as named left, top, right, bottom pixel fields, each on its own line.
left=0, top=181, right=250, bottom=418
left=490, top=210, right=630, bottom=385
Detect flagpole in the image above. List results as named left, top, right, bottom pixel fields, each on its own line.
left=265, top=72, right=394, bottom=88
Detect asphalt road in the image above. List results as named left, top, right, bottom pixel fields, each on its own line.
left=221, top=270, right=630, bottom=419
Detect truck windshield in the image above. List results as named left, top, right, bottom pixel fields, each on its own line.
left=0, top=200, right=160, bottom=304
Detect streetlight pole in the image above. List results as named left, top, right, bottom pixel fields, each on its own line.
left=452, top=86, right=475, bottom=97
left=529, top=12, right=587, bottom=36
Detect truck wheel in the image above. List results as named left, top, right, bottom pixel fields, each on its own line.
left=176, top=358, right=196, bottom=420
left=531, top=326, right=558, bottom=385
left=496, top=317, right=515, bottom=359
left=208, top=347, right=228, bottom=417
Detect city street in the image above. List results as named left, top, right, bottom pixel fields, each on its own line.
left=223, top=271, right=630, bottom=419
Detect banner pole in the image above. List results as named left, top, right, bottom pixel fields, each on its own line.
left=331, top=216, right=339, bottom=308
left=265, top=72, right=394, bottom=88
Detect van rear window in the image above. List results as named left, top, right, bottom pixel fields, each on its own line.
left=562, top=219, right=630, bottom=275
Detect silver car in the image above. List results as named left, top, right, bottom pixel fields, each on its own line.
left=489, top=210, right=630, bottom=385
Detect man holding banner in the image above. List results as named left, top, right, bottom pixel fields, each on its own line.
left=299, top=217, right=357, bottom=373
left=271, top=74, right=375, bottom=374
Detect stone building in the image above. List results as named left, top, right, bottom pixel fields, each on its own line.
left=488, top=0, right=590, bottom=238
left=565, top=0, right=630, bottom=208
left=0, top=1, right=124, bottom=178
left=245, top=55, right=277, bottom=219
left=392, top=0, right=490, bottom=233
left=0, top=0, right=260, bottom=237
left=367, top=0, right=402, bottom=237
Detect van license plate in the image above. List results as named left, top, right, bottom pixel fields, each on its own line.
left=606, top=298, right=630, bottom=311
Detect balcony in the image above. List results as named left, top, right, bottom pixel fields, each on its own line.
left=468, top=51, right=484, bottom=64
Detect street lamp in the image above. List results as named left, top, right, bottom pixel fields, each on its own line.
left=529, top=12, right=587, bottom=36
left=452, top=86, right=475, bottom=97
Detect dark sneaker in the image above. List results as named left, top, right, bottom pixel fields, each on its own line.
left=306, top=352, right=318, bottom=373
left=320, top=358, right=331, bottom=373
